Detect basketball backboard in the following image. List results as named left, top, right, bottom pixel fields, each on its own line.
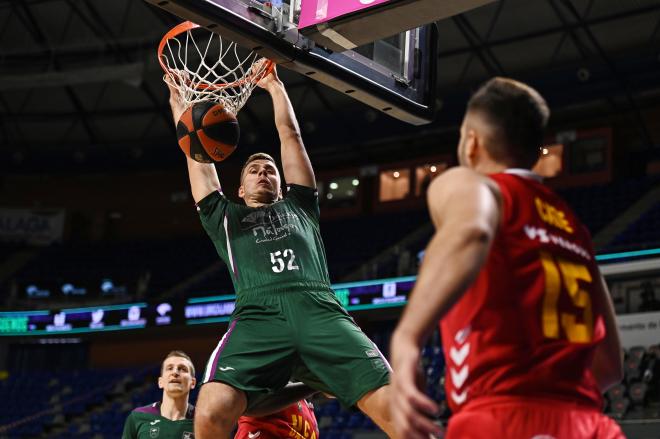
left=146, top=0, right=492, bottom=125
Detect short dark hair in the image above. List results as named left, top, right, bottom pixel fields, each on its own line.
left=161, top=350, right=195, bottom=378
left=468, top=77, right=550, bottom=168
left=240, top=152, right=278, bottom=182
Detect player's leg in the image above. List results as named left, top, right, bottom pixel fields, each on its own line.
left=198, top=299, right=296, bottom=438
left=288, top=290, right=395, bottom=436
left=195, top=382, right=247, bottom=439
left=356, top=385, right=397, bottom=438
left=292, top=360, right=396, bottom=436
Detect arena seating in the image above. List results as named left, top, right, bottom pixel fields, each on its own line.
left=2, top=175, right=660, bottom=437
left=0, top=368, right=144, bottom=439
left=312, top=333, right=660, bottom=438
left=367, top=176, right=660, bottom=281
left=604, top=345, right=660, bottom=421
left=557, top=176, right=659, bottom=238
left=4, top=238, right=218, bottom=305
left=1, top=340, right=658, bottom=438
left=183, top=208, right=432, bottom=293
left=320, top=209, right=430, bottom=280
left=4, top=176, right=660, bottom=308
left=3, top=208, right=432, bottom=305
left=605, top=202, right=660, bottom=253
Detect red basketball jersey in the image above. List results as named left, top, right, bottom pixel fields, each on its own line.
left=440, top=170, right=606, bottom=414
left=235, top=400, right=319, bottom=439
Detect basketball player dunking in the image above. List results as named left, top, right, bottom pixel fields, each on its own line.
left=167, top=65, right=396, bottom=438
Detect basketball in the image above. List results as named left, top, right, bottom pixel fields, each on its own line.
left=176, top=101, right=240, bottom=163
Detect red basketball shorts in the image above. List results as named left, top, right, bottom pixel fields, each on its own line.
left=446, top=396, right=625, bottom=439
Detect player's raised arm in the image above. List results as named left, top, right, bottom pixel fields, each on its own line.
left=257, top=66, right=315, bottom=188
left=166, top=82, right=221, bottom=203
left=393, top=167, right=500, bottom=347
left=390, top=167, right=500, bottom=439
left=591, top=274, right=624, bottom=392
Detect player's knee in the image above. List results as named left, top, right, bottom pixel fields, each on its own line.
left=196, top=382, right=246, bottom=428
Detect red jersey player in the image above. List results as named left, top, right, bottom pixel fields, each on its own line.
left=236, top=400, right=319, bottom=439
left=390, top=77, right=624, bottom=439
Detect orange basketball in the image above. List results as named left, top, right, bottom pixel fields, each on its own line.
left=176, top=102, right=239, bottom=163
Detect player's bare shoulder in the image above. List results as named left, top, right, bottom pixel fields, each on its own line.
left=427, top=167, right=501, bottom=205
left=425, top=167, right=502, bottom=234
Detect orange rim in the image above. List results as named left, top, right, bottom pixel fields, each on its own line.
left=157, top=21, right=274, bottom=90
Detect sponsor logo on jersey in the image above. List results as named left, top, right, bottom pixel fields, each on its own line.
left=523, top=225, right=590, bottom=260
left=365, top=349, right=388, bottom=371
left=240, top=210, right=301, bottom=244
left=365, top=349, right=379, bottom=358
left=150, top=419, right=161, bottom=426
left=247, top=431, right=261, bottom=438
left=219, top=366, right=235, bottom=372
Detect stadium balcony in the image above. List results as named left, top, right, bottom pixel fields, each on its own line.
left=178, top=208, right=432, bottom=295
left=320, top=209, right=430, bottom=281
left=556, top=176, right=660, bottom=240
left=3, top=175, right=658, bottom=308
left=1, top=237, right=219, bottom=308
left=2, top=208, right=432, bottom=306
left=604, top=203, right=660, bottom=253
left=344, top=175, right=660, bottom=281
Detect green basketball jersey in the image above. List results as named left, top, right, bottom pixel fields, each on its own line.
left=121, top=402, right=194, bottom=439
left=197, top=184, right=332, bottom=296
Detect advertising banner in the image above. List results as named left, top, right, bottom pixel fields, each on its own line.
left=299, top=0, right=392, bottom=29
left=616, top=311, right=660, bottom=348
left=0, top=208, right=65, bottom=245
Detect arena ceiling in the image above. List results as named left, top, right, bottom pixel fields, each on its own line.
left=1, top=0, right=659, bottom=172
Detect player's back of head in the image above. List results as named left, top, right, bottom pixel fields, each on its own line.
left=468, top=77, right=550, bottom=169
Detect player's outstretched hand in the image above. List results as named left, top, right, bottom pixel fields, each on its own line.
left=255, top=59, right=279, bottom=90
left=390, top=332, right=442, bottom=439
left=164, top=72, right=188, bottom=124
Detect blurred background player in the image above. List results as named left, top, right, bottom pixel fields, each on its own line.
left=390, top=77, right=624, bottom=439
left=121, top=351, right=318, bottom=439
left=122, top=350, right=196, bottom=439
left=167, top=65, right=394, bottom=438
left=236, top=399, right=319, bottom=439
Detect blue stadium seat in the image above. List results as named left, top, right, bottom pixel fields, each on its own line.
left=346, top=412, right=364, bottom=429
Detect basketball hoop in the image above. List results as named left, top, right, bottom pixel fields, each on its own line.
left=158, top=21, right=274, bottom=115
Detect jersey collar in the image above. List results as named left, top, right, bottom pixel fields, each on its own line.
left=504, top=168, right=543, bottom=182
left=157, top=401, right=195, bottom=420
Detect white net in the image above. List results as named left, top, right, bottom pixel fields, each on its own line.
left=159, top=22, right=272, bottom=115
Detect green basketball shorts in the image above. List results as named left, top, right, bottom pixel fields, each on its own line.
left=201, top=289, right=390, bottom=408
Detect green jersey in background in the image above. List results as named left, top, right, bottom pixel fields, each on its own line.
left=121, top=402, right=194, bottom=439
